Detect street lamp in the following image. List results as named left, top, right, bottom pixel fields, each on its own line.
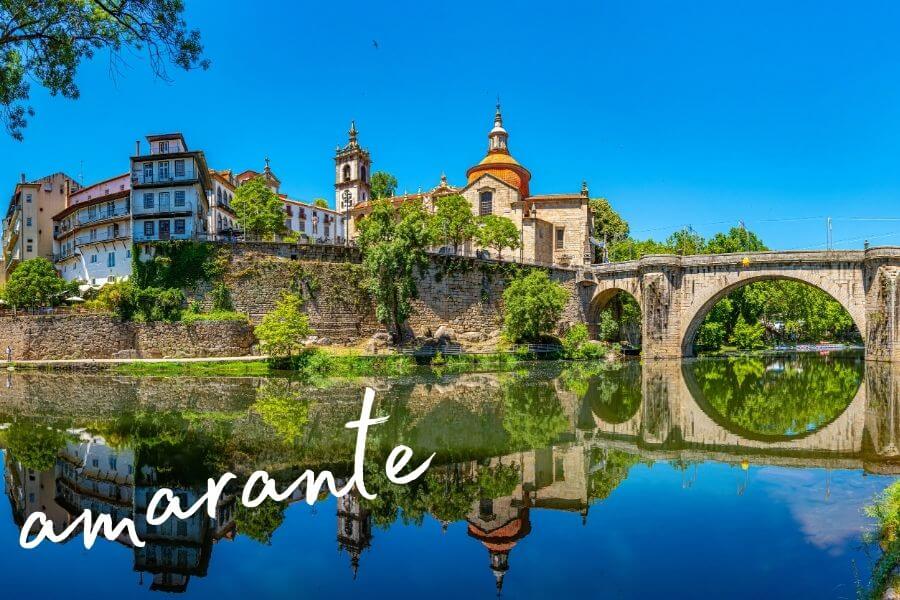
left=342, top=189, right=352, bottom=247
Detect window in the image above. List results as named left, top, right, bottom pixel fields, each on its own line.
left=284, top=219, right=291, bottom=231
left=479, top=191, right=493, bottom=216
left=107, top=252, right=115, bottom=267
left=158, top=192, right=170, bottom=210
left=216, top=188, right=222, bottom=204
left=109, top=456, right=117, bottom=470
left=25, top=217, right=31, bottom=226
left=174, top=219, right=185, bottom=235
left=158, top=140, right=169, bottom=153
left=174, top=190, right=185, bottom=207
left=342, top=164, right=351, bottom=181
left=126, top=249, right=131, bottom=259
left=144, top=221, right=155, bottom=237
left=25, top=194, right=32, bottom=203
left=26, top=245, right=32, bottom=253
left=158, top=161, right=170, bottom=180
left=143, top=163, right=153, bottom=181
left=555, top=227, right=565, bottom=250
left=143, top=193, right=154, bottom=209
left=360, top=166, right=367, bottom=182
left=174, top=159, right=185, bottom=177
left=90, top=254, right=98, bottom=263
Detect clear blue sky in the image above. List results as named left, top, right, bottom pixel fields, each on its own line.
left=4, top=0, right=900, bottom=250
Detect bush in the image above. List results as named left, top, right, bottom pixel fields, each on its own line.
left=135, top=287, right=185, bottom=321
left=502, top=270, right=569, bottom=342
left=254, top=293, right=312, bottom=357
left=96, top=281, right=138, bottom=320
left=211, top=281, right=233, bottom=311
left=696, top=321, right=727, bottom=350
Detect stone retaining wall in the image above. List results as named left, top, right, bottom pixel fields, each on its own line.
left=0, top=314, right=254, bottom=360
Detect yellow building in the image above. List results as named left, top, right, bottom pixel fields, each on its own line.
left=1, top=172, right=79, bottom=282
left=344, top=106, right=594, bottom=267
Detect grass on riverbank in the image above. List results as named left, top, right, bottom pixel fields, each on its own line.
left=106, top=345, right=615, bottom=379
left=114, top=360, right=273, bottom=376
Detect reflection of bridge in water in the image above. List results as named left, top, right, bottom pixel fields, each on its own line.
left=2, top=358, right=900, bottom=594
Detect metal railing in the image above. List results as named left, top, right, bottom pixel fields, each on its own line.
left=131, top=170, right=196, bottom=186
left=76, top=208, right=129, bottom=226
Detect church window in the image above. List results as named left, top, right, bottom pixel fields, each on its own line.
left=479, top=191, right=493, bottom=216
left=343, top=164, right=351, bottom=182
left=360, top=166, right=367, bottom=182
left=555, top=227, right=565, bottom=250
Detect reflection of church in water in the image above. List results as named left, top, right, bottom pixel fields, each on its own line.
left=4, top=433, right=593, bottom=596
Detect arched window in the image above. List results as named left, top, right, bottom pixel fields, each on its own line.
left=342, top=164, right=351, bottom=182
left=360, top=165, right=367, bottom=182
left=479, top=191, right=493, bottom=216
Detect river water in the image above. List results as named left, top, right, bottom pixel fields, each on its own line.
left=0, top=352, right=897, bottom=599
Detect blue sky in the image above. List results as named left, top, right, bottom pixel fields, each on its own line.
left=4, top=0, right=900, bottom=250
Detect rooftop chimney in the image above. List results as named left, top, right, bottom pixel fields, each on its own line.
left=19, top=173, right=25, bottom=184
left=135, top=140, right=140, bottom=155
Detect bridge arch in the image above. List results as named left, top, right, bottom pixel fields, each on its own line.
left=587, top=285, right=642, bottom=343
left=680, top=272, right=866, bottom=357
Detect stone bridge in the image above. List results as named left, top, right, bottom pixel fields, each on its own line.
left=576, top=247, right=900, bottom=361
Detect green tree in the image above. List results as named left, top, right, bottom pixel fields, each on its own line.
left=431, top=194, right=476, bottom=253
left=475, top=214, right=520, bottom=259
left=4, top=257, right=73, bottom=308
left=706, top=227, right=768, bottom=254
left=370, top=171, right=398, bottom=199
left=231, top=176, right=285, bottom=239
left=312, top=198, right=329, bottom=208
left=502, top=270, right=568, bottom=342
left=254, top=293, right=312, bottom=357
left=356, top=198, right=434, bottom=340
left=729, top=314, right=765, bottom=349
left=590, top=197, right=630, bottom=261
left=666, top=227, right=706, bottom=256
left=0, top=1, right=208, bottom=140
left=608, top=237, right=671, bottom=261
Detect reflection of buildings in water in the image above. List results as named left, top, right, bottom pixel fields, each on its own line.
left=337, top=491, right=372, bottom=579
left=466, top=443, right=592, bottom=594
left=3, top=432, right=237, bottom=594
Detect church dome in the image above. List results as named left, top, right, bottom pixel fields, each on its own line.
left=466, top=105, right=531, bottom=197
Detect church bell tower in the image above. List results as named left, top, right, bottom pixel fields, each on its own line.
left=334, top=121, right=372, bottom=211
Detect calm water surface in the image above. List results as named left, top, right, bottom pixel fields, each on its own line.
left=0, top=352, right=897, bottom=599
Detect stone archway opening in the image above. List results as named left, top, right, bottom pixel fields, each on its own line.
left=588, top=288, right=642, bottom=350
left=682, top=276, right=864, bottom=357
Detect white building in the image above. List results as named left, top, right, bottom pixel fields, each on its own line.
left=52, top=173, right=133, bottom=286
left=235, top=159, right=349, bottom=244
left=130, top=133, right=211, bottom=244
left=208, top=170, right=238, bottom=239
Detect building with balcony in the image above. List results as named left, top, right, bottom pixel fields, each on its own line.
left=235, top=159, right=348, bottom=244
left=52, top=173, right=132, bottom=286
left=1, top=172, right=79, bottom=282
left=130, top=133, right=211, bottom=244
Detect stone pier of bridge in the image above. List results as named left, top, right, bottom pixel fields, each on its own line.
left=576, top=247, right=900, bottom=361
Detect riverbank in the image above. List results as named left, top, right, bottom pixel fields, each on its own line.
left=8, top=346, right=617, bottom=378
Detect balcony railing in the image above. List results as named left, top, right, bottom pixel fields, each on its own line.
left=74, top=231, right=129, bottom=246
left=76, top=208, right=129, bottom=226
left=131, top=169, right=197, bottom=186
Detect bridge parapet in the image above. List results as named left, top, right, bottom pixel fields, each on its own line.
left=580, top=246, right=900, bottom=361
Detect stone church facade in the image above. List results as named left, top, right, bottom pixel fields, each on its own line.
left=338, top=106, right=594, bottom=268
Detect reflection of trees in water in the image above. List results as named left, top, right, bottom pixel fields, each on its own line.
left=5, top=420, right=68, bottom=471
left=234, top=498, right=286, bottom=546
left=588, top=448, right=642, bottom=501
left=502, top=379, right=569, bottom=451
left=688, top=355, right=862, bottom=436
left=580, top=362, right=642, bottom=424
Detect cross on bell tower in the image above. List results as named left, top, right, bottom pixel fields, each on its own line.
left=334, top=120, right=371, bottom=210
